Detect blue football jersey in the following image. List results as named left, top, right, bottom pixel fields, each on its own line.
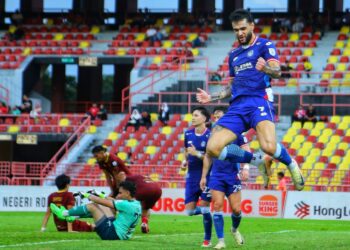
left=210, top=134, right=248, bottom=177
left=228, top=36, right=279, bottom=101
left=184, top=128, right=211, bottom=182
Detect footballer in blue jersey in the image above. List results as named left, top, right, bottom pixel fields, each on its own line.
left=196, top=9, right=304, bottom=191
left=181, top=106, right=213, bottom=247
left=200, top=107, right=249, bottom=247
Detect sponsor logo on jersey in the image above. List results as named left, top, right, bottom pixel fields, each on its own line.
left=234, top=62, right=253, bottom=74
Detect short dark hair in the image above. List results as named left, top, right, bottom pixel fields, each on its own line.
left=119, top=181, right=137, bottom=197
left=192, top=106, right=211, bottom=122
left=277, top=172, right=285, bottom=178
left=213, top=106, right=227, bottom=114
left=55, top=174, right=70, bottom=190
left=229, top=9, right=254, bottom=23
left=92, top=145, right=106, bottom=154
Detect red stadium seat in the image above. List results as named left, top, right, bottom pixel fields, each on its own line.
left=308, top=41, right=317, bottom=47
left=337, top=34, right=347, bottom=40
left=300, top=34, right=310, bottom=40
left=319, top=79, right=329, bottom=87
left=307, top=135, right=317, bottom=143
left=311, top=34, right=320, bottom=40
left=319, top=156, right=328, bottom=163
left=333, top=72, right=343, bottom=78
left=334, top=149, right=345, bottom=157
left=297, top=41, right=306, bottom=47
left=335, top=129, right=345, bottom=136
left=324, top=64, right=335, bottom=71
left=339, top=56, right=349, bottom=63
left=314, top=142, right=324, bottom=149
left=292, top=49, right=302, bottom=56
left=331, top=48, right=341, bottom=55
left=275, top=41, right=285, bottom=48
left=287, top=41, right=295, bottom=47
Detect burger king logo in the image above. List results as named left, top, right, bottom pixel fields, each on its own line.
left=259, top=195, right=278, bottom=216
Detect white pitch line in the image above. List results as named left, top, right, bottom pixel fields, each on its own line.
left=262, top=230, right=297, bottom=234
left=0, top=240, right=82, bottom=248
left=134, top=232, right=202, bottom=238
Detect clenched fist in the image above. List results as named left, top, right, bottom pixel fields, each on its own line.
left=255, top=57, right=266, bottom=72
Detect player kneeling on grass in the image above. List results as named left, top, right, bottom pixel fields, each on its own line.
left=50, top=181, right=141, bottom=240
left=41, top=174, right=94, bottom=232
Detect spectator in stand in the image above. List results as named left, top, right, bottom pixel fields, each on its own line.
left=87, top=103, right=99, bottom=121
left=158, top=103, right=170, bottom=125
left=97, top=104, right=108, bottom=120
left=21, top=95, right=33, bottom=114
left=280, top=18, right=291, bottom=33
left=292, top=17, right=305, bottom=33
left=192, top=34, right=206, bottom=48
left=280, top=60, right=293, bottom=78
left=155, top=26, right=168, bottom=41
left=0, top=102, right=8, bottom=114
left=146, top=25, right=157, bottom=42
left=11, top=9, right=23, bottom=26
left=140, top=111, right=152, bottom=129
left=30, top=103, right=42, bottom=120
left=125, top=108, right=142, bottom=131
left=10, top=106, right=21, bottom=115
left=304, top=58, right=312, bottom=78
left=271, top=17, right=281, bottom=33
left=210, top=72, right=222, bottom=82
left=305, top=104, right=317, bottom=123
left=277, top=172, right=287, bottom=192
left=342, top=9, right=350, bottom=26
left=292, top=105, right=306, bottom=125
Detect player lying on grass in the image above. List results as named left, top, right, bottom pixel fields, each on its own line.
left=200, top=107, right=250, bottom=248
left=92, top=145, right=162, bottom=233
left=41, top=174, right=94, bottom=232
left=50, top=181, right=141, bottom=240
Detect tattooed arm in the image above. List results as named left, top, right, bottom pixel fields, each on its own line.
left=196, top=83, right=232, bottom=104
left=256, top=57, right=281, bottom=78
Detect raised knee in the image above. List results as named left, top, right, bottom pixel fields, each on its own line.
left=207, top=144, right=221, bottom=158
left=261, top=143, right=276, bottom=156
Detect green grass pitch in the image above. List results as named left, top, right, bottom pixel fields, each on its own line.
left=0, top=212, right=349, bottom=249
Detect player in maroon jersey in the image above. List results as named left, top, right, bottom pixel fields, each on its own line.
left=92, top=146, right=162, bottom=233
left=41, top=174, right=94, bottom=232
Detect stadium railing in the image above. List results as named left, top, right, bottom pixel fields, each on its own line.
left=39, top=115, right=91, bottom=181
left=61, top=101, right=122, bottom=114
left=0, top=114, right=90, bottom=133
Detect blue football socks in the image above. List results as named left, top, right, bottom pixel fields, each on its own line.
left=213, top=211, right=224, bottom=239
left=218, top=144, right=253, bottom=163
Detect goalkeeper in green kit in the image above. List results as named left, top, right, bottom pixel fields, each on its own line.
left=50, top=181, right=141, bottom=240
